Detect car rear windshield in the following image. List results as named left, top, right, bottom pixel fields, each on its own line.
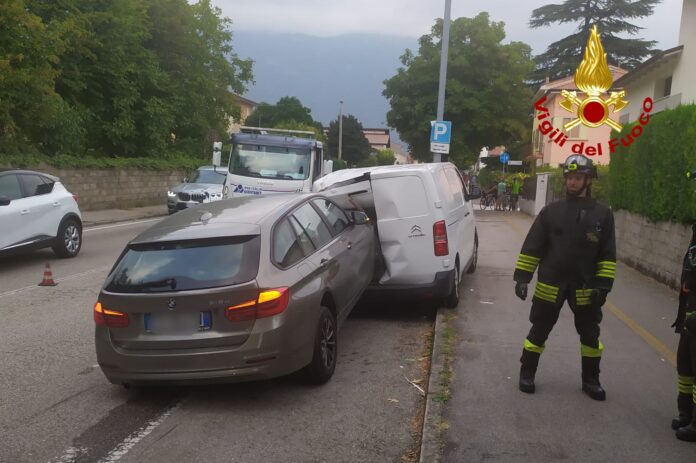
left=104, top=236, right=260, bottom=293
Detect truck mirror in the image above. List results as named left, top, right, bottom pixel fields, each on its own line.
left=351, top=211, right=369, bottom=225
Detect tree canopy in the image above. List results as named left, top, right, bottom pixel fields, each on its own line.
left=246, top=96, right=324, bottom=138
left=530, top=0, right=661, bottom=82
left=383, top=13, right=534, bottom=167
left=326, top=114, right=372, bottom=166
left=1, top=0, right=252, bottom=157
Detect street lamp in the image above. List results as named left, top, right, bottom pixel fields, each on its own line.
left=433, top=0, right=452, bottom=163
left=338, top=100, right=344, bottom=161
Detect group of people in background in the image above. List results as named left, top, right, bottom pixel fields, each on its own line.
left=487, top=177, right=522, bottom=211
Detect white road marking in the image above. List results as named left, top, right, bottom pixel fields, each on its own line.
left=0, top=265, right=111, bottom=298
left=480, top=301, right=494, bottom=305
left=54, top=445, right=89, bottom=462
left=98, top=402, right=180, bottom=463
left=84, top=218, right=161, bottom=233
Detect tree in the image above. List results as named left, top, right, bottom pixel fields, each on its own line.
left=376, top=148, right=396, bottom=165
left=383, top=13, right=534, bottom=166
left=326, top=114, right=372, bottom=166
left=247, top=96, right=317, bottom=128
left=530, top=0, right=661, bottom=82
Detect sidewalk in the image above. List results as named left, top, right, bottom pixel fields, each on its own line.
left=420, top=210, right=693, bottom=463
left=81, top=204, right=168, bottom=227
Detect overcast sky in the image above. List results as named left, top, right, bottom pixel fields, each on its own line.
left=216, top=0, right=683, bottom=54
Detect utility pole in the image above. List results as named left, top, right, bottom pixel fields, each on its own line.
left=433, top=0, right=452, bottom=163
left=338, top=100, right=344, bottom=161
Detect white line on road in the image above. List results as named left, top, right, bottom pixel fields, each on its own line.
left=0, top=265, right=111, bottom=298
left=98, top=402, right=180, bottom=463
left=84, top=218, right=161, bottom=233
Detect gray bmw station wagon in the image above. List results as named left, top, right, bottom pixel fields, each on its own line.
left=94, top=194, right=374, bottom=386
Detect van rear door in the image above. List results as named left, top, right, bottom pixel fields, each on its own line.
left=371, top=174, right=435, bottom=285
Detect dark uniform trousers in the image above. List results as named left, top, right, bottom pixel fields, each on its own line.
left=677, top=327, right=696, bottom=406
left=526, top=287, right=603, bottom=358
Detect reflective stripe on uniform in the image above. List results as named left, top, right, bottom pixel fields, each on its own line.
left=580, top=341, right=604, bottom=358
left=533, top=281, right=559, bottom=303
left=575, top=289, right=593, bottom=306
left=524, top=338, right=545, bottom=354
left=596, top=260, right=616, bottom=279
left=516, top=254, right=540, bottom=273
left=678, top=375, right=694, bottom=394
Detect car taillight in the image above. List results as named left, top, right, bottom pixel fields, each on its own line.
left=93, top=302, right=129, bottom=328
left=72, top=193, right=79, bottom=203
left=225, top=287, right=290, bottom=322
left=433, top=220, right=449, bottom=256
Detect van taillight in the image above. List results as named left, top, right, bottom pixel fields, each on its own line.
left=433, top=220, right=449, bottom=256
left=225, top=288, right=290, bottom=322
left=93, top=302, right=129, bottom=328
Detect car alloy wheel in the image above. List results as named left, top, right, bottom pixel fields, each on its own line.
left=320, top=316, right=336, bottom=370
left=65, top=224, right=81, bottom=254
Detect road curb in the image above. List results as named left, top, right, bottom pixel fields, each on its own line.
left=83, top=212, right=167, bottom=228
left=419, top=306, right=448, bottom=463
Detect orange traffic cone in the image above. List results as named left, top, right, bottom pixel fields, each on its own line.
left=38, top=263, right=58, bottom=287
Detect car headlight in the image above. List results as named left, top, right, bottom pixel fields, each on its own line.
left=167, top=191, right=176, bottom=198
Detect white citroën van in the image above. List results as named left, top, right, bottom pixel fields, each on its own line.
left=314, top=163, right=479, bottom=307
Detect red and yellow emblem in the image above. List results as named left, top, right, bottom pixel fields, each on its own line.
left=560, top=25, right=628, bottom=132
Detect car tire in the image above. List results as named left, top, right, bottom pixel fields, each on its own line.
left=52, top=217, right=82, bottom=258
left=467, top=233, right=478, bottom=274
left=304, top=306, right=337, bottom=385
left=444, top=264, right=461, bottom=308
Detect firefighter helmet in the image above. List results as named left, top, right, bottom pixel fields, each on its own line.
left=563, top=155, right=597, bottom=178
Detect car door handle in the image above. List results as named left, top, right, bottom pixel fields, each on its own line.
left=20, top=209, right=30, bottom=215
left=319, top=258, right=329, bottom=267
left=52, top=202, right=60, bottom=207
left=346, top=242, right=352, bottom=250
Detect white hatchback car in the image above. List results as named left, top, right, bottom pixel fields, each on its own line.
left=0, top=169, right=83, bottom=258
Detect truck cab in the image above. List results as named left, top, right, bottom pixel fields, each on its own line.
left=225, top=127, right=329, bottom=198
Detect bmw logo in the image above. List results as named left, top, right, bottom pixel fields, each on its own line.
left=167, top=298, right=176, bottom=310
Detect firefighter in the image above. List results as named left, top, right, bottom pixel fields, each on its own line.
left=513, top=154, right=616, bottom=401
left=673, top=215, right=696, bottom=441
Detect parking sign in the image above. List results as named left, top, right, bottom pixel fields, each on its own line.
left=430, top=121, right=452, bottom=154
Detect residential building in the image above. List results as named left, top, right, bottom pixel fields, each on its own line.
left=229, top=95, right=258, bottom=133
left=530, top=66, right=627, bottom=167
left=613, top=0, right=695, bottom=123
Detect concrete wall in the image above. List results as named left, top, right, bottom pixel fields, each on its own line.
left=34, top=166, right=187, bottom=211
left=613, top=210, right=691, bottom=290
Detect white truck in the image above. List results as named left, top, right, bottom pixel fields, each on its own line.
left=224, top=127, right=331, bottom=198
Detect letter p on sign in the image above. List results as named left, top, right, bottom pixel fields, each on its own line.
left=430, top=121, right=452, bottom=154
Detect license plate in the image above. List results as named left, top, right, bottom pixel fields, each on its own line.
left=143, top=311, right=211, bottom=334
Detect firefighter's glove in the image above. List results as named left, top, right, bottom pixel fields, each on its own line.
left=590, top=288, right=608, bottom=307
left=515, top=282, right=528, bottom=301
left=685, top=312, right=696, bottom=336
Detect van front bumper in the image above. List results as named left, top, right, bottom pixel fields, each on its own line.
left=365, top=269, right=454, bottom=300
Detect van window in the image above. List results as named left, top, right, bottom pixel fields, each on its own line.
left=372, top=176, right=429, bottom=219
left=444, top=168, right=465, bottom=207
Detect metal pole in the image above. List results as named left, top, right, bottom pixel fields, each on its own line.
left=338, top=100, right=343, bottom=161
left=433, top=0, right=452, bottom=163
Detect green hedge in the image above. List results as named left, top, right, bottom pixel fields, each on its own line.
left=609, top=104, right=696, bottom=223
left=0, top=151, right=225, bottom=172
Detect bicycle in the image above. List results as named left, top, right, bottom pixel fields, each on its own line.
left=479, top=192, right=496, bottom=210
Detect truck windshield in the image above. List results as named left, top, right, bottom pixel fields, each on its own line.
left=230, top=144, right=311, bottom=180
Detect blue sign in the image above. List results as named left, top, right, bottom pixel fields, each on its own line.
left=500, top=152, right=510, bottom=164
left=430, top=121, right=452, bottom=144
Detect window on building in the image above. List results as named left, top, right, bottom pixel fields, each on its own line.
left=562, top=118, right=580, bottom=139
left=663, top=76, right=672, bottom=98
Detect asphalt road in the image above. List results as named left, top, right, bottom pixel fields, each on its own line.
left=0, top=218, right=434, bottom=463
left=441, top=211, right=695, bottom=462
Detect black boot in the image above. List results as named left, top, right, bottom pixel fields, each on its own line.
left=581, top=356, right=606, bottom=401
left=676, top=404, right=696, bottom=442
left=672, top=393, right=693, bottom=430
left=519, top=349, right=540, bottom=394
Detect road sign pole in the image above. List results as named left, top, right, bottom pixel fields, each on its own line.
left=433, top=0, right=452, bottom=163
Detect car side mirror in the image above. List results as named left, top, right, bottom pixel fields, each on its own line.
left=0, top=196, right=11, bottom=206
left=351, top=211, right=369, bottom=225
left=465, top=191, right=481, bottom=201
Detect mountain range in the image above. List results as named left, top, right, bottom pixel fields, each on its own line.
left=233, top=31, right=417, bottom=131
